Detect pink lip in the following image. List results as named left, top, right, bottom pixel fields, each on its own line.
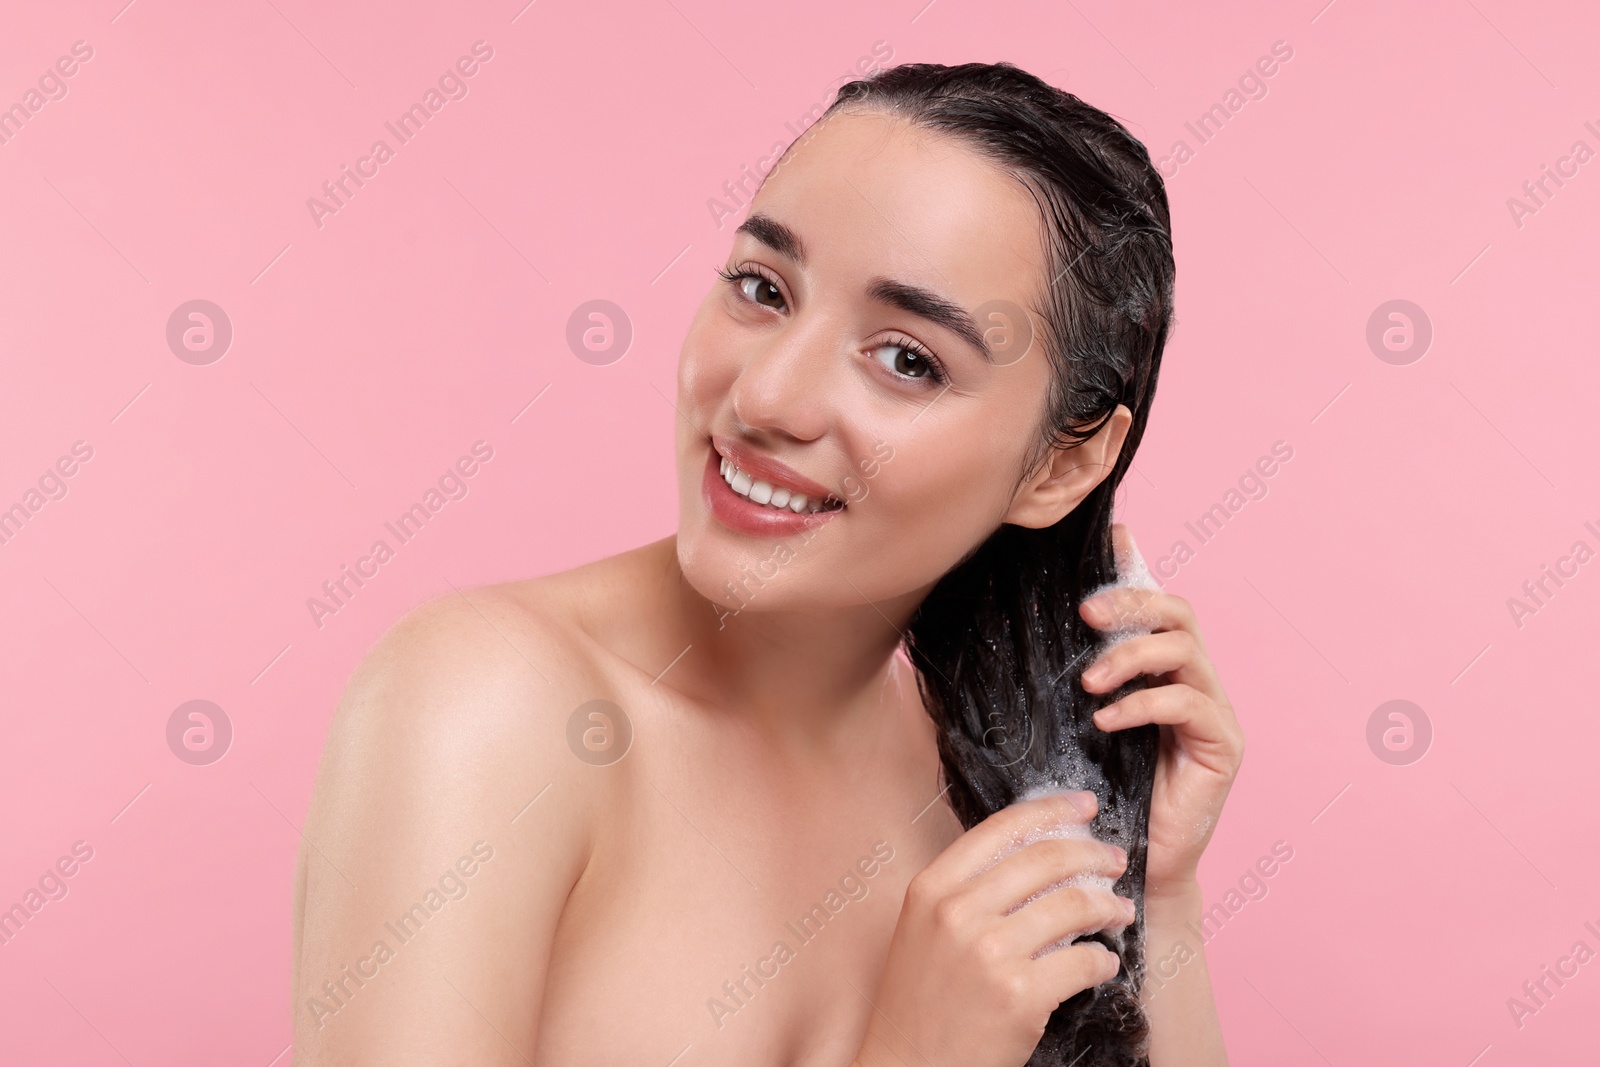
left=701, top=442, right=844, bottom=538
left=711, top=435, right=840, bottom=503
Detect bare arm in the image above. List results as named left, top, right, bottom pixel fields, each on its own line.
left=1141, top=882, right=1228, bottom=1066
left=291, top=591, right=596, bottom=1065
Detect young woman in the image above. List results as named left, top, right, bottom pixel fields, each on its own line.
left=291, top=62, right=1244, bottom=1067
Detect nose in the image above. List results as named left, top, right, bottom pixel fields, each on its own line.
left=727, top=317, right=836, bottom=443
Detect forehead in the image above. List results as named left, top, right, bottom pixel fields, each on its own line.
left=747, top=110, right=1049, bottom=314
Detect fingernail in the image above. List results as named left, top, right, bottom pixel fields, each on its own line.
left=1068, top=790, right=1097, bottom=817
left=1121, top=897, right=1137, bottom=920
left=1111, top=845, right=1128, bottom=867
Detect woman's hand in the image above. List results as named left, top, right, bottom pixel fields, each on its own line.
left=1078, top=522, right=1245, bottom=901
left=853, top=792, right=1134, bottom=1067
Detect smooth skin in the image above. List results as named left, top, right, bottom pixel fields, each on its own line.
left=291, top=107, right=1242, bottom=1067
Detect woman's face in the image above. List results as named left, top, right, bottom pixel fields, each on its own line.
left=674, top=108, right=1079, bottom=617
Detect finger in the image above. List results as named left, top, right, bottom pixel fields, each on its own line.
left=1081, top=630, right=1220, bottom=700
left=1032, top=940, right=1123, bottom=1004
left=1001, top=883, right=1133, bottom=960
left=1081, top=586, right=1201, bottom=646
left=966, top=834, right=1128, bottom=916
left=1092, top=684, right=1243, bottom=763
left=919, top=792, right=1098, bottom=892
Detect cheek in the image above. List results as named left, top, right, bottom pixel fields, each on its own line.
left=678, top=301, right=737, bottom=414
left=674, top=303, right=739, bottom=490
left=891, top=408, right=1029, bottom=513
left=672, top=303, right=781, bottom=606
left=843, top=433, right=1019, bottom=590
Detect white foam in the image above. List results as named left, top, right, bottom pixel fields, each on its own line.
left=1084, top=528, right=1163, bottom=646
left=1012, top=530, right=1163, bottom=803
left=971, top=528, right=1158, bottom=900
left=986, top=529, right=1161, bottom=872
left=1006, top=530, right=1156, bottom=959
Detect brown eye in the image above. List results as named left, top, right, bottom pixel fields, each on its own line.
left=738, top=275, right=786, bottom=310
left=892, top=347, right=930, bottom=377
left=871, top=341, right=941, bottom=382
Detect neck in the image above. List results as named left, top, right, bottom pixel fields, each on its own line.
left=651, top=538, right=929, bottom=750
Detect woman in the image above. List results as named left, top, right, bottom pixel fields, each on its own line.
left=291, top=62, right=1243, bottom=1067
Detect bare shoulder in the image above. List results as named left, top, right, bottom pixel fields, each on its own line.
left=338, top=577, right=600, bottom=744
left=292, top=575, right=622, bottom=1060
left=318, top=577, right=613, bottom=819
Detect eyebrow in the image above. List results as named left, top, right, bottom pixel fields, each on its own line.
left=733, top=212, right=994, bottom=362
left=735, top=213, right=808, bottom=265
left=864, top=278, right=992, bottom=362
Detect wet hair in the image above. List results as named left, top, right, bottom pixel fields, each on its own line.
left=818, top=63, right=1177, bottom=1067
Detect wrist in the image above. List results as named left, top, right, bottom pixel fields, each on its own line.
left=1144, top=877, right=1203, bottom=917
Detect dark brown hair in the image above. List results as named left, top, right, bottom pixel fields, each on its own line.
left=820, top=61, right=1177, bottom=1067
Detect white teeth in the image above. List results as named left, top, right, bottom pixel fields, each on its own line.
left=717, top=454, right=840, bottom=514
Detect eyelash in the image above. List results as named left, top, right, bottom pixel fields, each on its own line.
left=715, top=264, right=950, bottom=386
left=716, top=263, right=784, bottom=301
left=878, top=332, right=947, bottom=385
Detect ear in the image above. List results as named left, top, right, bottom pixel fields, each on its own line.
left=1001, top=404, right=1133, bottom=529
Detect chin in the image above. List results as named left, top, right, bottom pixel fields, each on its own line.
left=675, top=513, right=808, bottom=616
left=672, top=479, right=758, bottom=614
left=673, top=522, right=742, bottom=611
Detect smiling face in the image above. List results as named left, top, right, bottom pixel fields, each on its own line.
left=674, top=108, right=1123, bottom=616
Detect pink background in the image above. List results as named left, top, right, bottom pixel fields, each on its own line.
left=2, top=0, right=1597, bottom=1062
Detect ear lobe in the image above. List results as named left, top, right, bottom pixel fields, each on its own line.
left=1001, top=405, right=1133, bottom=529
